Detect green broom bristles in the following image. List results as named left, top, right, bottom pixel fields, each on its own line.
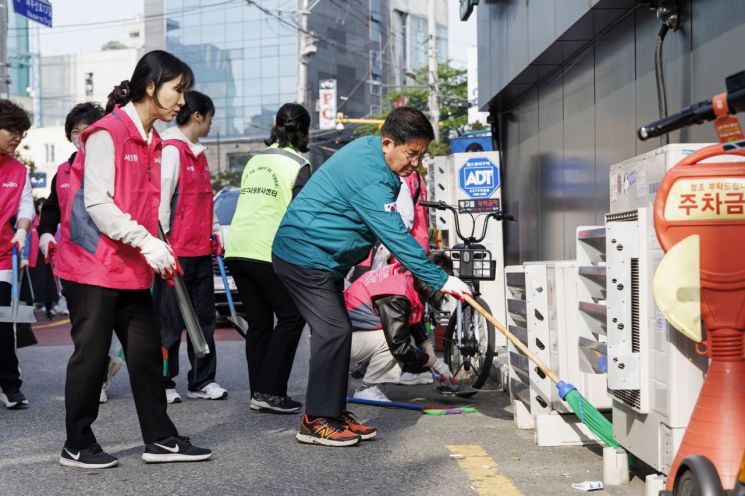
left=558, top=381, right=620, bottom=448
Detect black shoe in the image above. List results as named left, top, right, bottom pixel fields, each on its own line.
left=59, top=443, right=119, bottom=469
left=142, top=436, right=212, bottom=463
left=249, top=392, right=302, bottom=413
left=0, top=390, right=29, bottom=409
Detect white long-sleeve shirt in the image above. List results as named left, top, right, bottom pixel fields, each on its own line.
left=0, top=171, right=34, bottom=284
left=157, top=126, right=219, bottom=234
left=83, top=102, right=154, bottom=247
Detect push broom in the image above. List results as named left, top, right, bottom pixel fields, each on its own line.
left=462, top=294, right=620, bottom=448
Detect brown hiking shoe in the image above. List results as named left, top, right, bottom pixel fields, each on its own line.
left=341, top=410, right=378, bottom=440
left=296, top=415, right=361, bottom=447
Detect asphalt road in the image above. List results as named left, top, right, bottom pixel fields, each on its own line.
left=0, top=321, right=648, bottom=496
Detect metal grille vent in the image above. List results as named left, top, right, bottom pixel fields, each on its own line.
left=611, top=388, right=641, bottom=410
left=631, top=258, right=640, bottom=353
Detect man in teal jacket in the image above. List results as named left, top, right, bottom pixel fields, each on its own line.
left=273, top=107, right=471, bottom=447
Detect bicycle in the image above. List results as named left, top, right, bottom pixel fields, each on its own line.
left=420, top=200, right=515, bottom=396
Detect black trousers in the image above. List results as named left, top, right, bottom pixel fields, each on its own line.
left=152, top=255, right=217, bottom=391
left=226, top=258, right=305, bottom=397
left=0, top=281, right=22, bottom=394
left=272, top=255, right=351, bottom=418
left=63, top=280, right=178, bottom=449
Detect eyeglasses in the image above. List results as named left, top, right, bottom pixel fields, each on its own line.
left=404, top=150, right=432, bottom=163
left=2, top=129, right=27, bottom=139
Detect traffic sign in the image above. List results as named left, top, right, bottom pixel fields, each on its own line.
left=12, top=0, right=53, bottom=28
left=458, top=156, right=500, bottom=199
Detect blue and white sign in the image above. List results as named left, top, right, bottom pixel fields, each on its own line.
left=29, top=172, right=47, bottom=189
left=458, top=157, right=500, bottom=199
left=12, top=0, right=53, bottom=28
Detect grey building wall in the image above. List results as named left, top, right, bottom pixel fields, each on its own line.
left=478, top=0, right=745, bottom=265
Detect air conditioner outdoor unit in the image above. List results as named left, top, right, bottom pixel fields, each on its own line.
left=606, top=144, right=717, bottom=474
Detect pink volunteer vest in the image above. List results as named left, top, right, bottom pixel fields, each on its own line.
left=344, top=262, right=424, bottom=330
left=163, top=139, right=213, bottom=257
left=54, top=106, right=162, bottom=290
left=0, top=155, right=28, bottom=270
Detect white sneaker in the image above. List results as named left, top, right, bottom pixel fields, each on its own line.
left=399, top=371, right=434, bottom=385
left=99, top=388, right=108, bottom=404
left=165, top=388, right=182, bottom=404
left=353, top=385, right=391, bottom=402
left=187, top=382, right=228, bottom=400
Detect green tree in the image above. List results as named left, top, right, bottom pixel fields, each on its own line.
left=14, top=144, right=36, bottom=172
left=211, top=170, right=242, bottom=194
left=352, top=62, right=470, bottom=156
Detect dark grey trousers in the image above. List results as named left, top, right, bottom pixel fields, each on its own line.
left=272, top=254, right=351, bottom=418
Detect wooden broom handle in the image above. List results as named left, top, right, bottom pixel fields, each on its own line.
left=462, top=294, right=561, bottom=385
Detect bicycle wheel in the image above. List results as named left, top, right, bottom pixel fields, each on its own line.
left=443, top=296, right=495, bottom=395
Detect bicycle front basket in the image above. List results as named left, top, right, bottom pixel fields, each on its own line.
left=443, top=248, right=496, bottom=281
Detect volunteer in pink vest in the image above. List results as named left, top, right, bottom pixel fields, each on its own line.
left=38, top=102, right=124, bottom=405
left=0, top=99, right=34, bottom=410
left=53, top=51, right=211, bottom=469
left=155, top=90, right=226, bottom=404
left=344, top=252, right=454, bottom=403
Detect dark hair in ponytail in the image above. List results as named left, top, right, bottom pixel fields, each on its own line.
left=105, top=50, right=194, bottom=114
left=176, top=90, right=215, bottom=126
left=265, top=103, right=311, bottom=153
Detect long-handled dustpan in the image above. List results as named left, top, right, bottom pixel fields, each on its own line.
left=215, top=252, right=248, bottom=338
left=462, top=294, right=620, bottom=448
left=0, top=247, right=36, bottom=324
left=157, top=224, right=210, bottom=357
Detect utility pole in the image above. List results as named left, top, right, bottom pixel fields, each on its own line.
left=0, top=0, right=9, bottom=98
left=428, top=0, right=440, bottom=142
left=296, top=0, right=310, bottom=106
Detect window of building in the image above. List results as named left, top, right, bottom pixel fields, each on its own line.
left=44, top=143, right=55, bottom=164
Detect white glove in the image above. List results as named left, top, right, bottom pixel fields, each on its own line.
left=137, top=234, right=176, bottom=276
left=10, top=228, right=27, bottom=253
left=40, top=233, right=56, bottom=259
left=440, top=275, right=472, bottom=300
left=431, top=357, right=454, bottom=382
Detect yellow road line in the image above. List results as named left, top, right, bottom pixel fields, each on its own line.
left=446, top=445, right=522, bottom=496
left=32, top=318, right=70, bottom=329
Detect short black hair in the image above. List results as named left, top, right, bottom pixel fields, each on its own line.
left=176, top=90, right=215, bottom=126
left=64, top=102, right=104, bottom=141
left=106, top=50, right=194, bottom=113
left=0, top=99, right=31, bottom=135
left=381, top=107, right=435, bottom=145
left=265, top=103, right=311, bottom=153
left=429, top=251, right=453, bottom=275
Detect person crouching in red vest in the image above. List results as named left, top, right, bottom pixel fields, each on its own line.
left=0, top=99, right=34, bottom=410
left=344, top=252, right=454, bottom=402
left=154, top=90, right=227, bottom=404
left=53, top=50, right=211, bottom=469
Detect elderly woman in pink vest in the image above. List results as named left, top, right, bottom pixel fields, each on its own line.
left=344, top=252, right=454, bottom=402
left=0, top=99, right=34, bottom=410
left=53, top=51, right=211, bottom=469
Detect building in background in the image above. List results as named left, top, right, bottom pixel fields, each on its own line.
left=144, top=0, right=448, bottom=170
left=16, top=126, right=76, bottom=198
left=6, top=10, right=32, bottom=109
left=40, top=48, right=139, bottom=127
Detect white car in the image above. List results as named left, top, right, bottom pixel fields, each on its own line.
left=213, top=187, right=242, bottom=322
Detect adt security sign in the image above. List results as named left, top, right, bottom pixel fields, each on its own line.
left=12, top=0, right=53, bottom=27
left=458, top=157, right=500, bottom=199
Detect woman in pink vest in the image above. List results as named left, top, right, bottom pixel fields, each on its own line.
left=53, top=51, right=211, bottom=469
left=155, top=90, right=226, bottom=404
left=344, top=252, right=454, bottom=402
left=0, top=99, right=34, bottom=410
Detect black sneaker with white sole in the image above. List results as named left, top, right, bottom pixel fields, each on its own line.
left=249, top=393, right=302, bottom=413
left=142, top=436, right=212, bottom=463
left=59, top=443, right=119, bottom=469
left=0, top=390, right=29, bottom=409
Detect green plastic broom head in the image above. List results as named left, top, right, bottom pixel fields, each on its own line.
left=557, top=381, right=620, bottom=448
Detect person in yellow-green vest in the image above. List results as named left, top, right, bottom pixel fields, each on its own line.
left=224, top=103, right=311, bottom=414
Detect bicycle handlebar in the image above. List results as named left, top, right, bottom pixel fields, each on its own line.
left=638, top=70, right=745, bottom=140
left=420, top=200, right=515, bottom=245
